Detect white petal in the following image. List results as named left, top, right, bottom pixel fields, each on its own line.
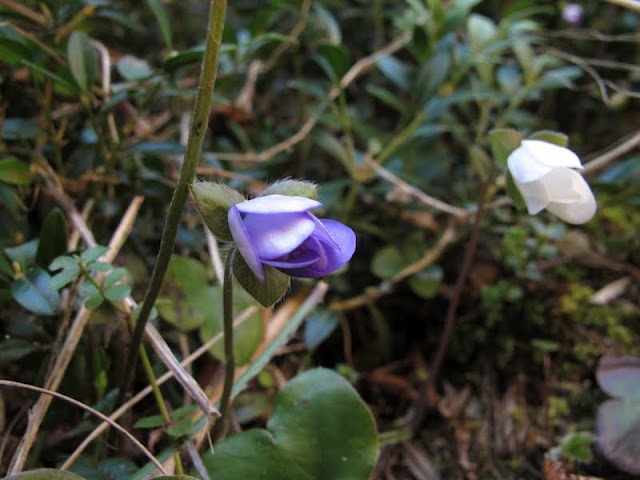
left=235, top=195, right=322, bottom=214
left=538, top=168, right=585, bottom=203
left=521, top=140, right=583, bottom=169
left=545, top=172, right=596, bottom=224
left=243, top=212, right=316, bottom=259
left=512, top=178, right=549, bottom=214
left=508, top=144, right=553, bottom=183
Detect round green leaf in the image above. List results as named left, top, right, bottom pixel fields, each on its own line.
left=3, top=469, right=86, bottom=479
left=371, top=245, right=406, bottom=279
left=11, top=267, right=60, bottom=316
left=408, top=265, right=443, bottom=299
left=200, top=368, right=378, bottom=480
left=156, top=255, right=213, bottom=331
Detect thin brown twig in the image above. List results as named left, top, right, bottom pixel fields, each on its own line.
left=0, top=0, right=48, bottom=25
left=365, top=157, right=469, bottom=217
left=61, top=306, right=257, bottom=470
left=582, top=129, right=640, bottom=176
left=210, top=31, right=412, bottom=163
left=0, top=380, right=166, bottom=473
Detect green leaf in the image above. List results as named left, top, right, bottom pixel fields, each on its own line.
left=231, top=250, right=290, bottom=308
left=116, top=55, right=153, bottom=81
left=304, top=309, right=339, bottom=350
left=558, top=432, right=594, bottom=462
left=200, top=368, right=378, bottom=480
left=3, top=469, right=86, bottom=480
left=80, top=245, right=108, bottom=263
left=134, top=414, right=166, bottom=429
left=191, top=182, right=246, bottom=242
left=84, top=294, right=104, bottom=310
left=468, top=144, right=492, bottom=180
left=371, top=245, right=406, bottom=279
left=408, top=265, right=443, bottom=299
left=146, top=0, right=172, bottom=49
left=199, top=282, right=263, bottom=365
left=67, top=31, right=98, bottom=92
left=104, top=283, right=131, bottom=302
left=5, top=240, right=39, bottom=271
left=49, top=264, right=81, bottom=290
left=0, top=338, right=35, bottom=365
left=35, top=208, right=68, bottom=269
left=1, top=117, right=45, bottom=140
left=156, top=255, right=212, bottom=331
left=528, top=130, right=569, bottom=147
left=467, top=13, right=498, bottom=51
left=167, top=417, right=196, bottom=437
left=315, top=42, right=350, bottom=81
left=0, top=157, right=33, bottom=185
left=11, top=267, right=60, bottom=316
left=104, top=267, right=127, bottom=288
left=489, top=128, right=522, bottom=167
left=506, top=170, right=526, bottom=210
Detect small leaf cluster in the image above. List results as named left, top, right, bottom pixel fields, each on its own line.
left=50, top=246, right=131, bottom=310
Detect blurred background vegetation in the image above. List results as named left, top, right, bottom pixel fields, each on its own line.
left=1, top=0, right=639, bottom=478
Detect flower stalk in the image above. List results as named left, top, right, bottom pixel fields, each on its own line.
left=120, top=0, right=227, bottom=399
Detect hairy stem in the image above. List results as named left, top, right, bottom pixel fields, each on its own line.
left=212, top=255, right=235, bottom=442
left=119, top=0, right=227, bottom=399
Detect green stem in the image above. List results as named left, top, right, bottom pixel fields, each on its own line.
left=138, top=344, right=184, bottom=474
left=212, top=255, right=235, bottom=442
left=119, top=0, right=227, bottom=399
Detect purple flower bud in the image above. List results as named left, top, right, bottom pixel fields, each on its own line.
left=562, top=3, right=583, bottom=25
left=228, top=195, right=356, bottom=283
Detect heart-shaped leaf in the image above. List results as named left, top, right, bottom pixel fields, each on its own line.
left=200, top=368, right=378, bottom=479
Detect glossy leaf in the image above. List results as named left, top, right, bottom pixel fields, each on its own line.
left=67, top=31, right=98, bottom=92
left=200, top=368, right=378, bottom=480
left=304, top=308, right=339, bottom=350
left=35, top=208, right=68, bottom=269
left=0, top=157, right=33, bottom=185
left=11, top=267, right=60, bottom=316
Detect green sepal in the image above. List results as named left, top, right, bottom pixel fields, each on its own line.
left=528, top=130, right=569, bottom=147
left=259, top=179, right=318, bottom=200
left=488, top=128, right=522, bottom=167
left=231, top=249, right=290, bottom=308
left=191, top=182, right=246, bottom=241
left=506, top=170, right=526, bottom=211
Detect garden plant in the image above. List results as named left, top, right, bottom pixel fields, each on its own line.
left=0, top=0, right=639, bottom=479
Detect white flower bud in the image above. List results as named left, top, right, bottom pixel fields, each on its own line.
left=507, top=140, right=596, bottom=224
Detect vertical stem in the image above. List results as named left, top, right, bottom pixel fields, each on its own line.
left=212, top=255, right=235, bottom=442
left=119, top=0, right=227, bottom=399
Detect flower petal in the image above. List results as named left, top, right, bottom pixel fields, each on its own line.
left=235, top=195, right=322, bottom=214
left=275, top=220, right=356, bottom=278
left=228, top=205, right=264, bottom=282
left=545, top=172, right=596, bottom=224
left=521, top=140, right=583, bottom=169
left=513, top=178, right=549, bottom=215
left=539, top=168, right=586, bottom=203
left=243, top=212, right=316, bottom=259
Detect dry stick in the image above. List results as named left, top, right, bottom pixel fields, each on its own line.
left=61, top=306, right=257, bottom=470
left=7, top=195, right=144, bottom=473
left=210, top=31, right=412, bottom=163
left=365, top=157, right=468, bottom=217
left=582, top=129, right=640, bottom=176
left=410, top=178, right=494, bottom=434
left=120, top=0, right=227, bottom=402
left=0, top=380, right=166, bottom=474
left=41, top=164, right=218, bottom=419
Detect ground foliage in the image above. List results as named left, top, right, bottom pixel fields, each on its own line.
left=1, top=0, right=640, bottom=479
